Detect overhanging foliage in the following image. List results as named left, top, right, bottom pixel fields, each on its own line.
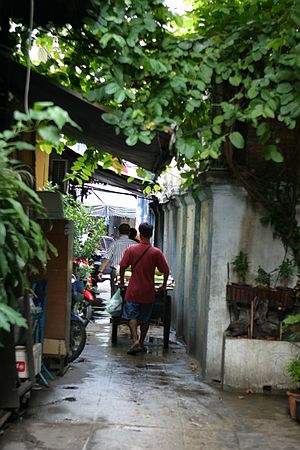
left=11, top=0, right=300, bottom=169
left=6, top=0, right=300, bottom=265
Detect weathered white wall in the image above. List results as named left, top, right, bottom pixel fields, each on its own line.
left=223, top=338, right=300, bottom=392
left=161, top=171, right=292, bottom=386
left=182, top=195, right=196, bottom=347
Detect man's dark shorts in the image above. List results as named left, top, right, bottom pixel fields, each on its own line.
left=122, top=301, right=153, bottom=324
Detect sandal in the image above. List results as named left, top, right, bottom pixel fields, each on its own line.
left=127, top=346, right=139, bottom=355
left=127, top=345, right=147, bottom=355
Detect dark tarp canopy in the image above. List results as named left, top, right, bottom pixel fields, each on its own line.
left=61, top=147, right=149, bottom=196
left=1, top=1, right=93, bottom=28
left=1, top=56, right=172, bottom=176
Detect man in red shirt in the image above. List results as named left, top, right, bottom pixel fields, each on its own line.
left=119, top=222, right=169, bottom=355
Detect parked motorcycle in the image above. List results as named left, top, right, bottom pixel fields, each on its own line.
left=72, top=258, right=96, bottom=323
left=69, top=313, right=86, bottom=363
left=71, top=274, right=93, bottom=325
left=68, top=272, right=92, bottom=362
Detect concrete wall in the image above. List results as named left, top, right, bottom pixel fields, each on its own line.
left=223, top=338, right=300, bottom=392
left=161, top=171, right=292, bottom=385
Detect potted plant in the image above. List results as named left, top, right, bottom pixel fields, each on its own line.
left=232, top=251, right=250, bottom=284
left=276, top=259, right=295, bottom=288
left=288, top=358, right=300, bottom=384
left=282, top=313, right=300, bottom=420
left=254, top=266, right=271, bottom=287
left=227, top=251, right=253, bottom=306
left=286, top=357, right=300, bottom=421
left=282, top=313, right=300, bottom=342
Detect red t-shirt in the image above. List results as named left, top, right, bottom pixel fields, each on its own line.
left=119, top=241, right=169, bottom=303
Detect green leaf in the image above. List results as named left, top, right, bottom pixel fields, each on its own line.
left=0, top=303, right=28, bottom=331
left=13, top=142, right=35, bottom=151
left=0, top=252, right=9, bottom=278
left=277, top=70, right=294, bottom=81
left=212, top=125, right=221, bottom=135
left=33, top=101, right=54, bottom=109
left=256, top=122, right=269, bottom=137
left=47, top=106, right=79, bottom=130
left=114, top=89, right=126, bottom=104
left=13, top=111, right=29, bottom=121
left=100, top=33, right=126, bottom=47
left=0, top=311, right=11, bottom=332
left=291, top=1, right=300, bottom=25
left=112, top=66, right=124, bottom=85
left=102, top=113, right=119, bottom=125
left=139, top=132, right=151, bottom=145
left=144, top=15, right=156, bottom=32
left=263, top=105, right=275, bottom=119
left=174, top=15, right=184, bottom=27
left=6, top=199, right=30, bottom=232
left=229, top=74, right=242, bottom=87
left=170, top=76, right=187, bottom=91
left=126, top=134, right=138, bottom=146
left=213, top=115, right=224, bottom=125
left=277, top=83, right=293, bottom=94
left=105, top=82, right=120, bottom=95
left=84, top=87, right=104, bottom=102
left=16, top=254, right=26, bottom=270
left=38, top=126, right=61, bottom=145
left=248, top=86, right=259, bottom=99
left=2, top=130, right=16, bottom=140
left=39, top=143, right=53, bottom=154
left=266, top=38, right=286, bottom=50
left=229, top=131, right=245, bottom=149
left=264, top=145, right=284, bottom=163
left=0, top=223, right=6, bottom=246
left=199, top=64, right=212, bottom=84
left=178, top=41, right=193, bottom=50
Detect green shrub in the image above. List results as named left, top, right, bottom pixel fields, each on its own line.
left=63, top=195, right=106, bottom=261
left=288, top=357, right=300, bottom=384
left=255, top=266, right=271, bottom=287
left=232, top=251, right=249, bottom=283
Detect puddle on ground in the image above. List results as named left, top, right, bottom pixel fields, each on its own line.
left=64, top=397, right=76, bottom=402
left=62, top=386, right=79, bottom=390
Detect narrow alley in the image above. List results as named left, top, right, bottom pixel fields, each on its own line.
left=0, top=282, right=299, bottom=450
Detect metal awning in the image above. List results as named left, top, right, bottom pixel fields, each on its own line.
left=2, top=56, right=172, bottom=175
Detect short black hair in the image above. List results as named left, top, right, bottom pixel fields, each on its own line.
left=118, top=223, right=130, bottom=235
left=129, top=228, right=137, bottom=239
left=138, top=222, right=153, bottom=238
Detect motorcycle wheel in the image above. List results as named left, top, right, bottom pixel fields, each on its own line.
left=68, top=319, right=86, bottom=362
left=74, top=300, right=92, bottom=326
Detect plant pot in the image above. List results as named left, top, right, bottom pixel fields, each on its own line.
left=296, top=399, right=300, bottom=424
left=286, top=391, right=300, bottom=419
left=274, top=287, right=294, bottom=310
left=226, top=283, right=254, bottom=306
left=253, top=286, right=294, bottom=310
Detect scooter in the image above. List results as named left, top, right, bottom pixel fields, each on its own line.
left=69, top=313, right=86, bottom=363
left=72, top=258, right=96, bottom=324
left=68, top=274, right=91, bottom=363
left=71, top=274, right=93, bottom=326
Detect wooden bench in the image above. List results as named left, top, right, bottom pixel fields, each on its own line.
left=110, top=290, right=172, bottom=349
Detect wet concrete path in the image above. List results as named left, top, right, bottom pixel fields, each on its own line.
left=1, top=283, right=300, bottom=450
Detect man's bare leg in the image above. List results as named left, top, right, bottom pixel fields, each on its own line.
left=128, top=319, right=139, bottom=347
left=139, top=323, right=150, bottom=347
